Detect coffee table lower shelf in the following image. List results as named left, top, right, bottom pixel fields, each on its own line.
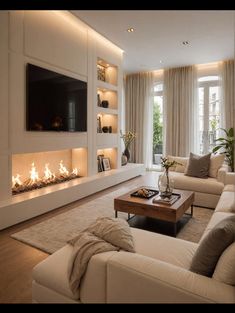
left=115, top=205, right=193, bottom=237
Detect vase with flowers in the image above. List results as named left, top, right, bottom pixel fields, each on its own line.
left=158, top=157, right=181, bottom=198
left=120, top=130, right=136, bottom=164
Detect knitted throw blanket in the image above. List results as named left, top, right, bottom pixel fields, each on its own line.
left=68, top=217, right=135, bottom=294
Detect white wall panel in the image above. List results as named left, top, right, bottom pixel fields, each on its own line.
left=0, top=12, right=9, bottom=154
left=24, top=11, right=87, bottom=76
left=9, top=11, right=24, bottom=53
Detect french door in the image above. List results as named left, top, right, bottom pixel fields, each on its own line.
left=198, top=77, right=220, bottom=154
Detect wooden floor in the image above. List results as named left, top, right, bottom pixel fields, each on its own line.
left=0, top=171, right=159, bottom=303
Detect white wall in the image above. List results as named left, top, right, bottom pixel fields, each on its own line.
left=0, top=12, right=10, bottom=200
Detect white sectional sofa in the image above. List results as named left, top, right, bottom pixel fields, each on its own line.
left=32, top=184, right=235, bottom=303
left=167, top=155, right=232, bottom=209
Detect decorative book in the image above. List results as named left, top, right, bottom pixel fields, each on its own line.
left=152, top=193, right=181, bottom=205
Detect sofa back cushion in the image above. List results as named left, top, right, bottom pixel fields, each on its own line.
left=185, top=152, right=211, bottom=178
left=212, top=242, right=235, bottom=285
left=190, top=215, right=235, bottom=277
left=209, top=154, right=225, bottom=178
left=167, top=155, right=188, bottom=173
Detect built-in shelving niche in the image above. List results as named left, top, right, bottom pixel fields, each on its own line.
left=97, top=113, right=118, bottom=134
left=97, top=87, right=117, bottom=110
left=97, top=148, right=117, bottom=173
left=97, top=58, right=118, bottom=86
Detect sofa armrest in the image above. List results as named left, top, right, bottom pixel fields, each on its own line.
left=107, top=252, right=235, bottom=303
left=225, top=172, right=235, bottom=185
left=217, top=165, right=229, bottom=184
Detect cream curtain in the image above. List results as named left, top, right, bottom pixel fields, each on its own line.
left=219, top=60, right=234, bottom=130
left=125, top=72, right=154, bottom=165
left=163, top=65, right=197, bottom=157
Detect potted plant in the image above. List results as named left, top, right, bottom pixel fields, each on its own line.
left=212, top=127, right=234, bottom=172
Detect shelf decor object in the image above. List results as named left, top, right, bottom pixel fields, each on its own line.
left=97, top=64, right=106, bottom=82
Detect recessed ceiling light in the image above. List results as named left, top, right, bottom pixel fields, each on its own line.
left=127, top=27, right=134, bottom=33
left=182, top=41, right=189, bottom=45
left=159, top=60, right=163, bottom=64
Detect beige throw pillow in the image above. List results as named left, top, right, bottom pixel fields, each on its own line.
left=185, top=152, right=211, bottom=178
left=167, top=155, right=177, bottom=172
left=190, top=215, right=235, bottom=277
left=69, top=217, right=135, bottom=253
left=167, top=155, right=188, bottom=173
left=89, top=217, right=135, bottom=252
left=213, top=242, right=235, bottom=285
left=175, top=158, right=188, bottom=173
left=209, top=154, right=225, bottom=178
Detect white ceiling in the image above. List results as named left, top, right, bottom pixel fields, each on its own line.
left=71, top=10, right=235, bottom=74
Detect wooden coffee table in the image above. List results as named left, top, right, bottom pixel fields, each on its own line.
left=114, top=187, right=194, bottom=236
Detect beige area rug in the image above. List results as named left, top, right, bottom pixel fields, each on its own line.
left=11, top=187, right=213, bottom=254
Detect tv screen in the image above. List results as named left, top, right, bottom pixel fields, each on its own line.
left=26, top=63, right=87, bottom=132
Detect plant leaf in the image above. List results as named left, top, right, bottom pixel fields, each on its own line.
left=220, top=128, right=229, bottom=137
left=228, top=127, right=234, bottom=137
left=212, top=146, right=223, bottom=153
left=215, top=138, right=229, bottom=142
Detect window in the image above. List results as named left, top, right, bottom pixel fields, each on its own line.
left=152, top=83, right=163, bottom=166
left=198, top=76, right=220, bottom=154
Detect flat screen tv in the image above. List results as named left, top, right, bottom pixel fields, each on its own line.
left=26, top=63, right=87, bottom=132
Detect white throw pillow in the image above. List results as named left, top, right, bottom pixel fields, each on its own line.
left=209, top=154, right=225, bottom=178
left=213, top=242, right=235, bottom=285
left=175, top=157, right=189, bottom=173
left=167, top=155, right=188, bottom=173
left=167, top=155, right=176, bottom=171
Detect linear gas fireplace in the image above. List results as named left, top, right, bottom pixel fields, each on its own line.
left=12, top=161, right=80, bottom=195
left=12, top=148, right=87, bottom=195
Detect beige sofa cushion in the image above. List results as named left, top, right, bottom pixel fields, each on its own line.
left=224, top=184, right=235, bottom=192
left=190, top=215, right=235, bottom=277
left=131, top=227, right=197, bottom=269
left=170, top=172, right=224, bottom=195
left=215, top=186, right=235, bottom=213
left=213, top=242, right=235, bottom=286
left=209, top=154, right=225, bottom=178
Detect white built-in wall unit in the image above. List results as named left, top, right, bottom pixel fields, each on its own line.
left=0, top=11, right=145, bottom=230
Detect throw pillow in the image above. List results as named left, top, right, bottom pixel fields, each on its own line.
left=69, top=217, right=135, bottom=253
left=213, top=242, right=235, bottom=285
left=167, top=156, right=188, bottom=173
left=89, top=217, right=135, bottom=252
left=209, top=154, right=225, bottom=178
left=190, top=215, right=235, bottom=277
left=185, top=152, right=211, bottom=178
left=166, top=155, right=176, bottom=172
left=175, top=157, right=188, bottom=173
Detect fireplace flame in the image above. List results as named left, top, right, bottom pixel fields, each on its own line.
left=72, top=168, right=78, bottom=175
left=43, top=163, right=55, bottom=181
left=30, top=162, right=39, bottom=184
left=12, top=174, right=22, bottom=188
left=59, top=160, right=69, bottom=176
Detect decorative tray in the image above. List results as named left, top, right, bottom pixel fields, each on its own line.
left=131, top=188, right=159, bottom=199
